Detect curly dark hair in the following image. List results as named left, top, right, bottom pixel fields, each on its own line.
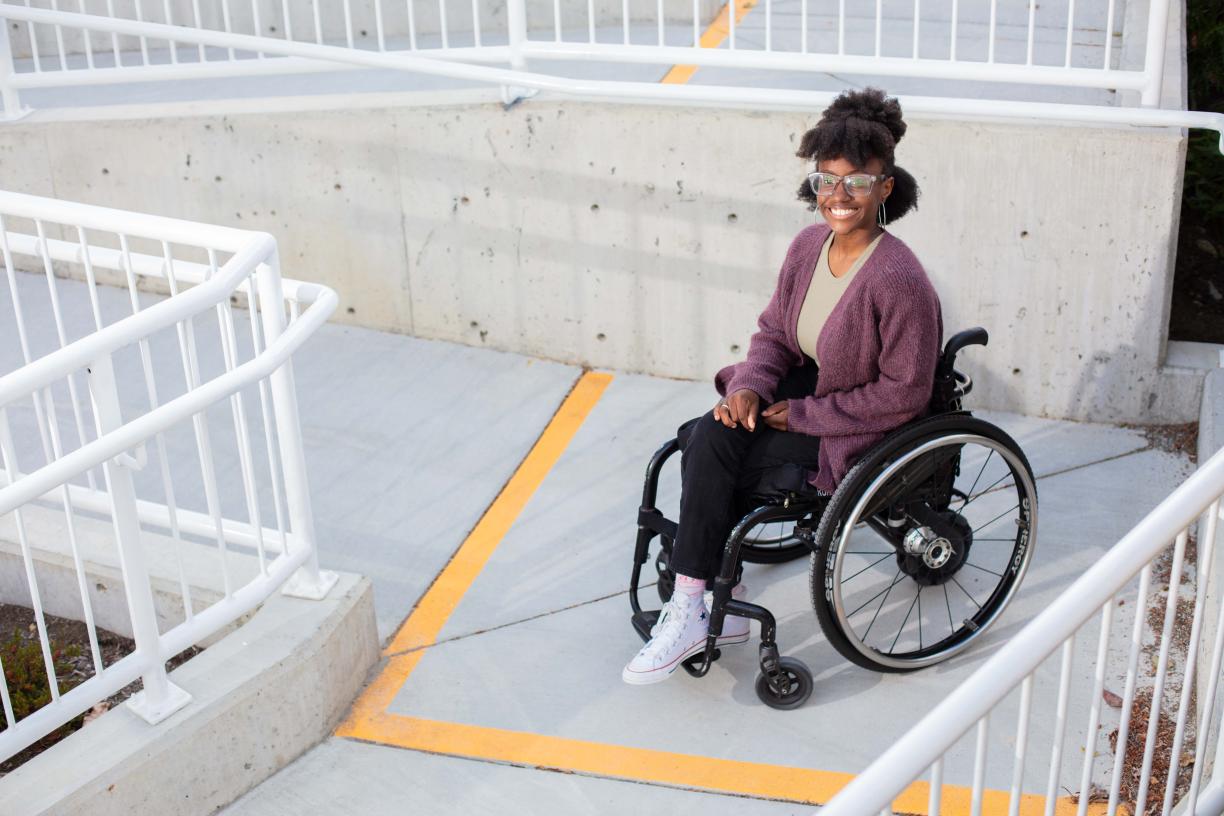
left=795, top=87, right=920, bottom=223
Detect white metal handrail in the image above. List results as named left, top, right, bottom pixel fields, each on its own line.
left=0, top=2, right=1220, bottom=153
left=0, top=190, right=337, bottom=761
left=0, top=0, right=1221, bottom=153
left=820, top=443, right=1224, bottom=816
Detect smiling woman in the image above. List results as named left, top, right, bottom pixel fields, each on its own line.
left=623, top=87, right=944, bottom=687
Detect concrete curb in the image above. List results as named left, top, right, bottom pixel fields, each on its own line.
left=0, top=571, right=378, bottom=815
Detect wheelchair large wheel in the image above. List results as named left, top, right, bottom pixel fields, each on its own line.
left=810, top=414, right=1037, bottom=672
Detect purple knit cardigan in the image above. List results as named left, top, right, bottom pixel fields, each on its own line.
left=715, top=223, right=943, bottom=493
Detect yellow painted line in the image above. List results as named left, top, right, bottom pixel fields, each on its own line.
left=660, top=0, right=759, bottom=85
left=379, top=369, right=612, bottom=659
left=338, top=710, right=1104, bottom=816
left=333, top=365, right=1106, bottom=815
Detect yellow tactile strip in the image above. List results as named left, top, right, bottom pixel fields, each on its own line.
left=335, top=369, right=1099, bottom=814
left=660, top=0, right=760, bottom=85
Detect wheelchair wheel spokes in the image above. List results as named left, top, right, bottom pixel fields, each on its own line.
left=812, top=416, right=1037, bottom=672
left=742, top=517, right=811, bottom=564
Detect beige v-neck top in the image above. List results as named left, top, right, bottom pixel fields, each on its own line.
left=796, top=231, right=884, bottom=365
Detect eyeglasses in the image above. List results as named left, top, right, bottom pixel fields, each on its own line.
left=807, top=171, right=889, bottom=197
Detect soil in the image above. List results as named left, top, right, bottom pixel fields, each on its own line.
left=0, top=604, right=201, bottom=777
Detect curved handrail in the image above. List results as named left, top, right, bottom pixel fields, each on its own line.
left=0, top=283, right=337, bottom=516
left=0, top=231, right=276, bottom=406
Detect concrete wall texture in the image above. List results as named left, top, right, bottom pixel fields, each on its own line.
left=0, top=94, right=1193, bottom=423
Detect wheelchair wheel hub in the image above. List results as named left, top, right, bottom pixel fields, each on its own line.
left=896, top=511, right=973, bottom=586
left=904, top=526, right=954, bottom=569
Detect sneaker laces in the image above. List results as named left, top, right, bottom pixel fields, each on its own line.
left=640, top=593, right=704, bottom=663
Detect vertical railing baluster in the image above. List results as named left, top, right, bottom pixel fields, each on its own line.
left=971, top=717, right=989, bottom=816
left=836, top=0, right=843, bottom=54
left=342, top=0, right=354, bottom=47
left=0, top=409, right=63, bottom=704
left=162, top=0, right=178, bottom=63
left=281, top=0, right=294, bottom=43
left=40, top=389, right=106, bottom=673
left=554, top=0, right=562, bottom=43
left=691, top=0, right=697, bottom=47
left=104, top=0, right=120, bottom=66
left=131, top=0, right=150, bottom=65
left=312, top=0, right=323, bottom=44
left=873, top=0, right=880, bottom=56
left=929, top=757, right=943, bottom=816
left=949, top=0, right=957, bottom=61
left=1044, top=637, right=1075, bottom=816
left=621, top=0, right=628, bottom=44
left=1161, top=503, right=1217, bottom=815
left=1139, top=0, right=1171, bottom=106
left=1102, top=0, right=1115, bottom=69
left=910, top=0, right=918, bottom=58
left=655, top=0, right=662, bottom=45
left=35, top=219, right=98, bottom=492
left=987, top=0, right=995, bottom=63
left=220, top=0, right=235, bottom=60
left=249, top=0, right=263, bottom=56
left=77, top=0, right=96, bottom=68
left=1008, top=675, right=1033, bottom=816
left=405, top=0, right=416, bottom=48
left=190, top=0, right=205, bottom=60
left=1107, top=564, right=1152, bottom=816
left=731, top=0, right=738, bottom=49
left=1077, top=602, right=1114, bottom=816
left=46, top=0, right=67, bottom=71
left=765, top=0, right=770, bottom=50
left=472, top=0, right=481, bottom=46
left=1063, top=0, right=1075, bottom=67
left=22, top=0, right=42, bottom=72
left=1134, top=531, right=1188, bottom=816
left=1025, top=0, right=1035, bottom=65
left=1188, top=504, right=1224, bottom=816
left=376, top=0, right=387, bottom=49
left=246, top=272, right=290, bottom=557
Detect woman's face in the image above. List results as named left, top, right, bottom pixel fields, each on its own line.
left=815, top=156, right=894, bottom=237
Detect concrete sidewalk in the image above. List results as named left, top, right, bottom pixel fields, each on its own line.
left=209, top=328, right=1192, bottom=812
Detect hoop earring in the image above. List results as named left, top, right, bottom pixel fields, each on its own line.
left=877, top=203, right=887, bottom=228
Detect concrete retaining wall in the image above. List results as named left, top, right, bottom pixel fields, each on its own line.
left=0, top=571, right=377, bottom=815
left=0, top=92, right=1196, bottom=422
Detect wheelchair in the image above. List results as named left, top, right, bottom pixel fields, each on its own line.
left=628, top=328, right=1038, bottom=709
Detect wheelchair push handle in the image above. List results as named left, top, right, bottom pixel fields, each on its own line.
left=936, top=327, right=988, bottom=379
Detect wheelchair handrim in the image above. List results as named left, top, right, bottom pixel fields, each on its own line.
left=829, top=432, right=1038, bottom=670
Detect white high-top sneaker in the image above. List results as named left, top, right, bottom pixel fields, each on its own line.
left=622, top=591, right=710, bottom=685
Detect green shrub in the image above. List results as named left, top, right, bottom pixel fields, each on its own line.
left=1, top=628, right=81, bottom=727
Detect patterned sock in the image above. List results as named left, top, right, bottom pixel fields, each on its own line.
left=674, top=573, right=706, bottom=599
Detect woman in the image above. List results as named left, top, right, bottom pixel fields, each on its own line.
left=623, top=87, right=943, bottom=685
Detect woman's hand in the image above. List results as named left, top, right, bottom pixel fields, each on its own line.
left=761, top=401, right=789, bottom=431
left=713, top=389, right=760, bottom=431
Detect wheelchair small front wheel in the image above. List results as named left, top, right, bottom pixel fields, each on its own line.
left=811, top=415, right=1037, bottom=672
left=755, top=657, right=813, bottom=709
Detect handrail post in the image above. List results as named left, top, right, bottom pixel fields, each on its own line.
left=254, top=252, right=337, bottom=601
left=1139, top=0, right=1171, bottom=107
left=0, top=15, right=28, bottom=121
left=88, top=353, right=193, bottom=725
left=500, top=0, right=537, bottom=106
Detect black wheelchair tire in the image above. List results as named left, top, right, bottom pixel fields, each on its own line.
left=810, top=414, right=1037, bottom=673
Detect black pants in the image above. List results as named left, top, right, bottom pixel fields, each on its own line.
left=670, top=366, right=822, bottom=582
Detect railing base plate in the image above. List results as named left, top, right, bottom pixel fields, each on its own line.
left=126, top=681, right=193, bottom=725
left=281, top=568, right=340, bottom=600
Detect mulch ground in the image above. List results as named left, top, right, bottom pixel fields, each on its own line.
left=0, top=603, right=200, bottom=777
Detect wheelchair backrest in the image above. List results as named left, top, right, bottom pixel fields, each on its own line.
left=929, top=327, right=988, bottom=414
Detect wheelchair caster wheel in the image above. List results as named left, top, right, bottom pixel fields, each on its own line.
left=755, top=657, right=813, bottom=710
